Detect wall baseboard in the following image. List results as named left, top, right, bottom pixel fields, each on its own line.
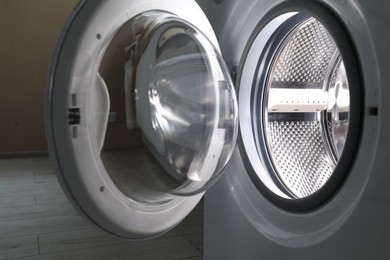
left=0, top=151, right=49, bottom=159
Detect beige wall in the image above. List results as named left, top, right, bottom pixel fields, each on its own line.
left=0, top=0, right=79, bottom=153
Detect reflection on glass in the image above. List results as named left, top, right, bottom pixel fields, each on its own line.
left=95, top=11, right=237, bottom=204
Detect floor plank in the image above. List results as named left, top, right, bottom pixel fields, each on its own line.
left=0, top=156, right=204, bottom=260
left=184, top=233, right=203, bottom=252
left=167, top=215, right=203, bottom=237
left=0, top=158, right=52, bottom=173
left=38, top=227, right=125, bottom=255
left=14, top=236, right=201, bottom=260
left=0, top=202, right=87, bottom=239
left=35, top=191, right=68, bottom=205
left=177, top=257, right=203, bottom=260
left=0, top=235, right=38, bottom=260
left=33, top=170, right=58, bottom=184
left=0, top=194, right=35, bottom=209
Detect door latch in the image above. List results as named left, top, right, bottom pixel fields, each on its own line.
left=68, top=108, right=81, bottom=125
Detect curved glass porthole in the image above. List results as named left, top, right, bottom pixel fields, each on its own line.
left=239, top=13, right=359, bottom=204
left=97, top=11, right=238, bottom=204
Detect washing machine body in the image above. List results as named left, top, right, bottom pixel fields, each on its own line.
left=200, top=0, right=390, bottom=259
left=46, top=0, right=390, bottom=258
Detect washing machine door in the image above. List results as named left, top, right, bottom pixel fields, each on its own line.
left=45, top=0, right=238, bottom=239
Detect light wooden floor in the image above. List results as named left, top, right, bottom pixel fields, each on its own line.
left=0, top=156, right=203, bottom=260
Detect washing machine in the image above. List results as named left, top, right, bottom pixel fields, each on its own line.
left=45, top=0, right=390, bottom=259
left=200, top=0, right=390, bottom=259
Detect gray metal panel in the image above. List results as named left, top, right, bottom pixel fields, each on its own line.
left=204, top=171, right=390, bottom=259
left=202, top=0, right=390, bottom=258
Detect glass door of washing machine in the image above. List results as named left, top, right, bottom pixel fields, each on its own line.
left=46, top=0, right=238, bottom=239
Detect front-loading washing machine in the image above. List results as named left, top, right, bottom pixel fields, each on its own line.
left=45, top=0, right=390, bottom=259
left=199, top=0, right=390, bottom=259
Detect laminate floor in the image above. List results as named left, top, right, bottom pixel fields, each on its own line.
left=0, top=156, right=203, bottom=260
